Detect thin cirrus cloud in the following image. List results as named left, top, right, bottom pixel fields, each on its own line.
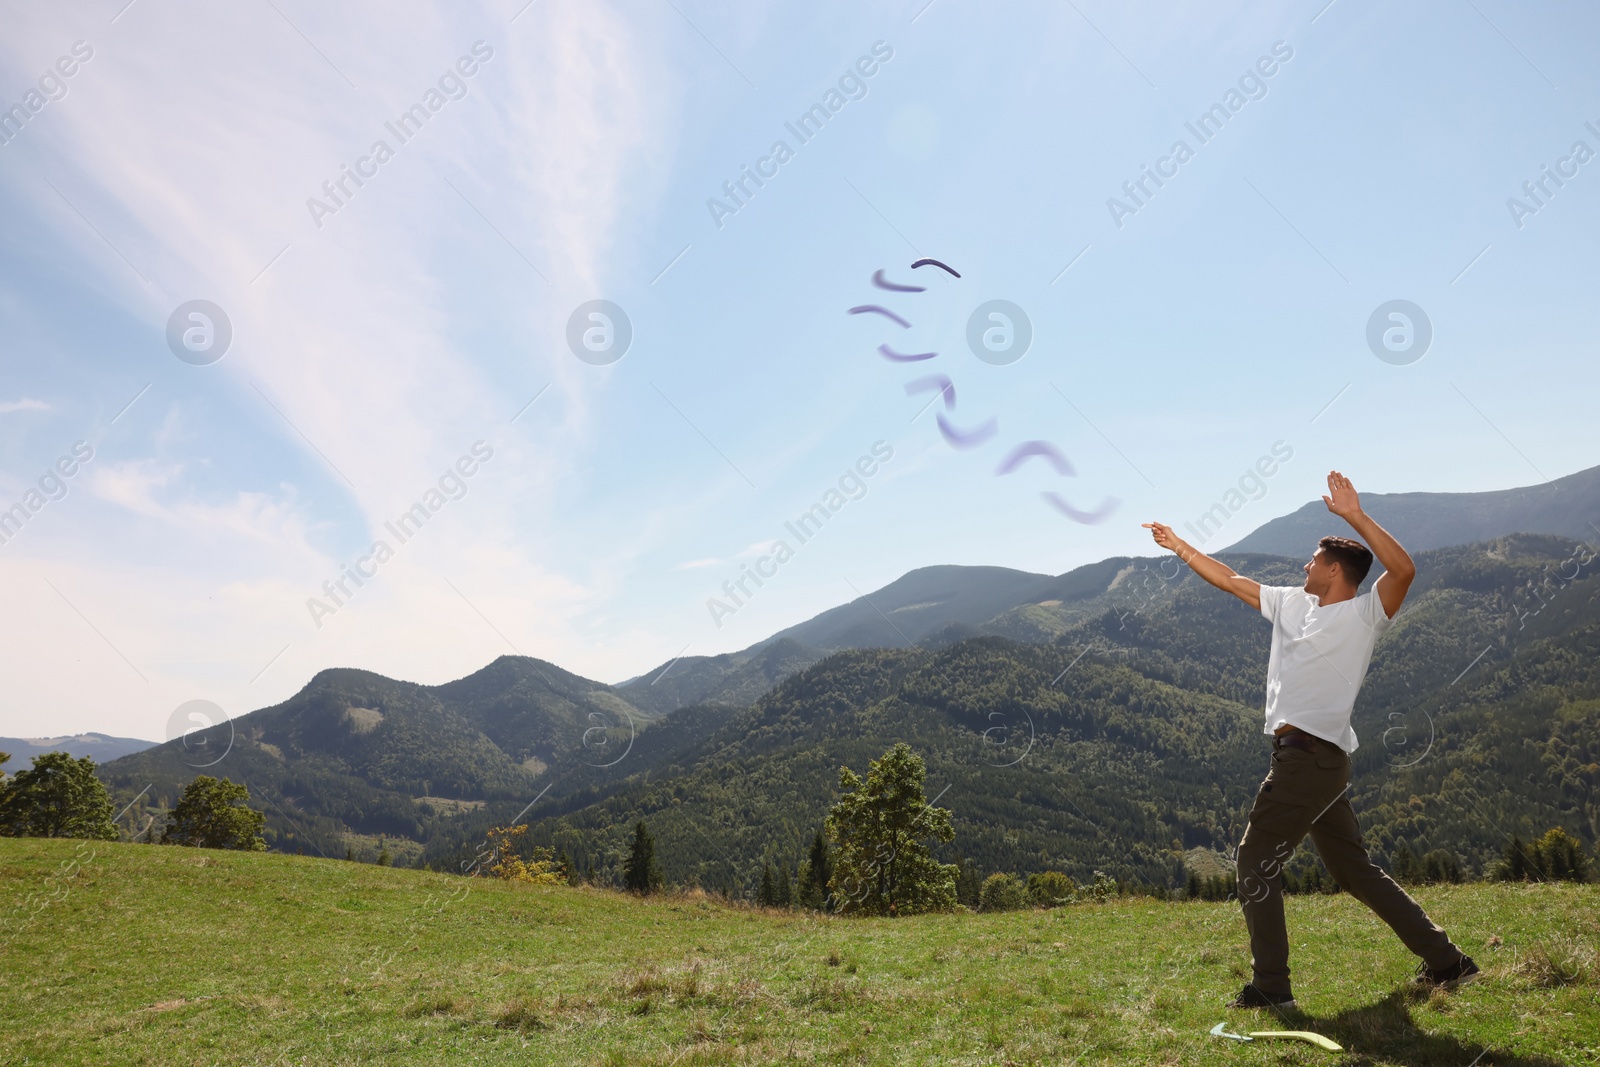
left=0, top=398, right=51, bottom=414
left=0, top=0, right=686, bottom=737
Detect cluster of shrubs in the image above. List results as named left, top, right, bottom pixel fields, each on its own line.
left=974, top=870, right=1161, bottom=911
left=1493, top=828, right=1590, bottom=883
left=0, top=751, right=264, bottom=850
left=1390, top=846, right=1464, bottom=885
left=968, top=827, right=1595, bottom=912
left=1385, top=828, right=1590, bottom=887
left=752, top=831, right=836, bottom=910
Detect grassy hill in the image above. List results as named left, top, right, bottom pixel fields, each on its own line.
left=2, top=838, right=1594, bottom=1066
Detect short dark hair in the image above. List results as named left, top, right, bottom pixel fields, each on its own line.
left=1318, top=535, right=1374, bottom=585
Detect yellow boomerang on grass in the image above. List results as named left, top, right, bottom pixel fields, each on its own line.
left=1210, top=1021, right=1344, bottom=1051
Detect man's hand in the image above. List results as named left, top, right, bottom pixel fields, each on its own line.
left=1322, top=470, right=1362, bottom=520
left=1142, top=521, right=1184, bottom=558
left=1320, top=468, right=1416, bottom=618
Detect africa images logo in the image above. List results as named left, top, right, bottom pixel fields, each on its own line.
left=1365, top=300, right=1432, bottom=366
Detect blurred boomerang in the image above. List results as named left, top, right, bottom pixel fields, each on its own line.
left=996, top=440, right=1075, bottom=477
left=936, top=413, right=997, bottom=448
left=872, top=269, right=926, bottom=292
left=1043, top=491, right=1118, bottom=525
left=904, top=375, right=956, bottom=409
left=910, top=258, right=961, bottom=277
left=879, top=344, right=938, bottom=362
left=848, top=305, right=911, bottom=327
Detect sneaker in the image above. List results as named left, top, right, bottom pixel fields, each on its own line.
left=1415, top=955, right=1480, bottom=990
left=1228, top=984, right=1297, bottom=1010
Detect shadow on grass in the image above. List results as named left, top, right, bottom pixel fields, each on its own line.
left=1289, top=987, right=1567, bottom=1067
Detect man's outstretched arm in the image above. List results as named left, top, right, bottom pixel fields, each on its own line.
left=1142, top=521, right=1261, bottom=611
left=1322, top=470, right=1415, bottom=618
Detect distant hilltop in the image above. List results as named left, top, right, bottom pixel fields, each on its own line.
left=1225, top=463, right=1600, bottom=557
left=0, top=732, right=158, bottom=771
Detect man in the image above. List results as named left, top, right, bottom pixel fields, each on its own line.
left=1143, top=470, right=1477, bottom=1010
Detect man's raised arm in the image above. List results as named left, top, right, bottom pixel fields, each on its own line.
left=1322, top=470, right=1415, bottom=618
left=1142, top=521, right=1261, bottom=611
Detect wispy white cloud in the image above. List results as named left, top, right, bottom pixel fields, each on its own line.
left=0, top=0, right=687, bottom=735
left=0, top=398, right=50, bottom=414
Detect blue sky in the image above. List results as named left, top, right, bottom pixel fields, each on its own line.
left=1, top=0, right=1597, bottom=739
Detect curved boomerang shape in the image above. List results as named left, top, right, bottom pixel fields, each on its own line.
left=911, top=258, right=961, bottom=278
left=872, top=269, right=926, bottom=292
left=995, top=440, right=1076, bottom=477
left=936, top=412, right=998, bottom=449
left=879, top=344, right=937, bottom=362
left=903, top=375, right=955, bottom=409
left=1043, top=492, right=1119, bottom=525
left=848, top=305, right=911, bottom=328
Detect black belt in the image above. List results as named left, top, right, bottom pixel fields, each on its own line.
left=1273, top=728, right=1323, bottom=754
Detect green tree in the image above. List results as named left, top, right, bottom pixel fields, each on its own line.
left=1025, top=870, right=1076, bottom=907
left=622, top=821, right=663, bottom=894
left=1391, top=846, right=1422, bottom=884
left=1532, top=828, right=1588, bottom=882
left=757, top=863, right=776, bottom=906
left=798, top=830, right=833, bottom=911
left=978, top=872, right=1026, bottom=912
left=776, top=863, right=793, bottom=907
left=1494, top=829, right=1588, bottom=883
left=825, top=743, right=957, bottom=916
left=1499, top=835, right=1529, bottom=881
left=1421, top=849, right=1462, bottom=884
left=0, top=752, right=118, bottom=840
left=162, top=776, right=266, bottom=850
left=955, top=858, right=984, bottom=909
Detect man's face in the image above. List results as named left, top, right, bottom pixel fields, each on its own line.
left=1303, top=547, right=1339, bottom=598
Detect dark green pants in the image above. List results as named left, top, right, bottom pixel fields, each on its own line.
left=1236, top=735, right=1463, bottom=995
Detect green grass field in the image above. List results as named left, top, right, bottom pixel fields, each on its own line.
left=2, top=839, right=1596, bottom=1066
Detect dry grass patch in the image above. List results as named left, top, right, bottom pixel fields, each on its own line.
left=400, top=993, right=468, bottom=1018
left=136, top=995, right=218, bottom=1014
left=494, top=995, right=550, bottom=1033
left=622, top=966, right=671, bottom=997
left=1514, top=935, right=1596, bottom=988
left=616, top=958, right=734, bottom=1006
left=792, top=972, right=882, bottom=1013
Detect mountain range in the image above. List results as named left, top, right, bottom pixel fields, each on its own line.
left=0, top=733, right=157, bottom=771
left=1225, top=463, right=1600, bottom=556
left=91, top=465, right=1600, bottom=887
left=616, top=464, right=1600, bottom=701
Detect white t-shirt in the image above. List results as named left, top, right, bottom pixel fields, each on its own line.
left=1258, top=584, right=1396, bottom=753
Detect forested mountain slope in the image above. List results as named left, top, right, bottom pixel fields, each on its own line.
left=98, top=658, right=689, bottom=857
left=480, top=536, right=1598, bottom=894
left=98, top=536, right=1599, bottom=890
